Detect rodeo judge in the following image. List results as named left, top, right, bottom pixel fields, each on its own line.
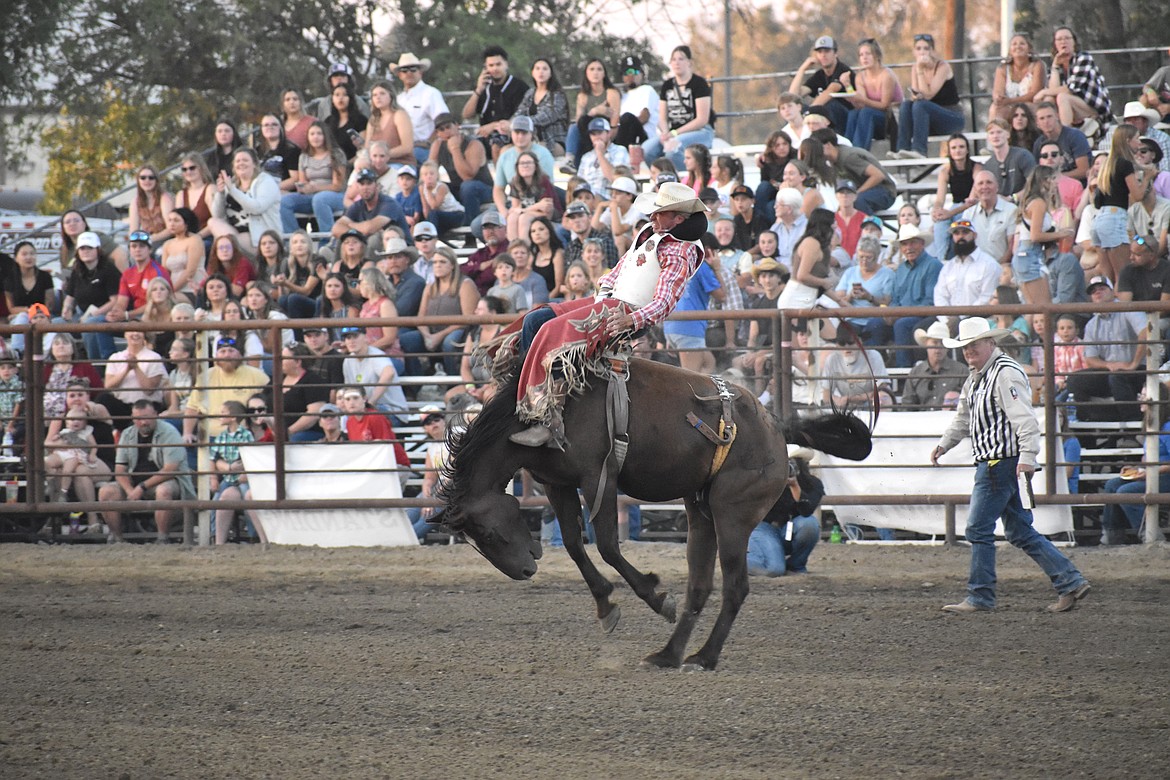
left=496, top=181, right=706, bottom=449
left=931, top=318, right=1090, bottom=614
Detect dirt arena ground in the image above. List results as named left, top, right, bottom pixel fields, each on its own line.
left=2, top=540, right=1168, bottom=779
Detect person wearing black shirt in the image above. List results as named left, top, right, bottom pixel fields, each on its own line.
left=462, top=45, right=529, bottom=161
left=1117, top=236, right=1170, bottom=303
left=728, top=184, right=769, bottom=251
left=788, top=35, right=854, bottom=133
left=641, top=46, right=715, bottom=171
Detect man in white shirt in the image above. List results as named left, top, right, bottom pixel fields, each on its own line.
left=933, top=220, right=1001, bottom=332
left=769, top=188, right=808, bottom=270
left=577, top=117, right=630, bottom=199
left=341, top=327, right=409, bottom=424
left=393, top=52, right=451, bottom=165
left=960, top=170, right=1018, bottom=264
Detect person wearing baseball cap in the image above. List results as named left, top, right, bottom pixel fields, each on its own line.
left=490, top=112, right=557, bottom=233
left=595, top=176, right=641, bottom=254
left=328, top=164, right=409, bottom=250
left=788, top=34, right=853, bottom=133
left=306, top=61, right=369, bottom=121
left=503, top=181, right=708, bottom=448
left=578, top=115, right=631, bottom=200
left=614, top=54, right=659, bottom=163
left=933, top=315, right=1090, bottom=615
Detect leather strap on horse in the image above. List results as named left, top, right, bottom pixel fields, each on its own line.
left=587, top=353, right=631, bottom=521
left=686, top=375, right=738, bottom=481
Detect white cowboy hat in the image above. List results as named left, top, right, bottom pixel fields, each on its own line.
left=897, top=223, right=924, bottom=243
left=914, top=320, right=951, bottom=346
left=1122, top=101, right=1161, bottom=124
left=786, top=444, right=817, bottom=463
left=633, top=182, right=707, bottom=216
left=392, top=53, right=431, bottom=72
left=942, top=317, right=1011, bottom=349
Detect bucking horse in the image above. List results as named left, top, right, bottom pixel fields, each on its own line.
left=437, top=355, right=872, bottom=670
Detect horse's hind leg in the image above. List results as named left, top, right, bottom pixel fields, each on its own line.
left=681, top=499, right=756, bottom=672
left=642, top=497, right=716, bottom=669
left=546, top=485, right=621, bottom=633
left=584, top=477, right=676, bottom=624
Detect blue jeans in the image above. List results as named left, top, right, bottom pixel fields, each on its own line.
left=82, top=314, right=117, bottom=361
left=398, top=327, right=465, bottom=376
left=642, top=125, right=716, bottom=171
left=289, top=430, right=323, bottom=443
left=754, top=181, right=778, bottom=224
left=747, top=515, right=819, bottom=576
left=1102, top=473, right=1170, bottom=534
left=963, top=457, right=1086, bottom=608
left=854, top=186, right=895, bottom=216
left=893, top=316, right=932, bottom=368
left=822, top=99, right=852, bottom=134
left=520, top=306, right=557, bottom=353
left=846, top=107, right=888, bottom=151
left=897, top=101, right=965, bottom=155
left=429, top=209, right=465, bottom=234
left=280, top=190, right=346, bottom=234
left=279, top=293, right=318, bottom=321
left=458, top=180, right=492, bottom=227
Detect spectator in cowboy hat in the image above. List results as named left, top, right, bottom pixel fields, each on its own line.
left=1098, top=102, right=1170, bottom=172
left=901, top=320, right=965, bottom=409
left=886, top=223, right=942, bottom=368
left=392, top=52, right=451, bottom=164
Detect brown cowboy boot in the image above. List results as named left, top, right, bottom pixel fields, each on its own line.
left=510, top=404, right=567, bottom=451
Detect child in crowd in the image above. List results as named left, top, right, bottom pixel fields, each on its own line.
left=209, top=400, right=266, bottom=545
left=486, top=255, right=530, bottom=313
left=417, top=160, right=465, bottom=234
left=44, top=406, right=98, bottom=502
left=1052, top=314, right=1088, bottom=398
left=395, top=165, right=423, bottom=227
left=0, top=351, right=24, bottom=453
left=562, top=261, right=595, bottom=301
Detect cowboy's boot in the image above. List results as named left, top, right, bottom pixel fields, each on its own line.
left=510, top=401, right=567, bottom=451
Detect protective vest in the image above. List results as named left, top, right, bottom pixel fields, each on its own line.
left=609, top=232, right=701, bottom=309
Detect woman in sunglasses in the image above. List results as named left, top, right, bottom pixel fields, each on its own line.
left=174, top=153, right=215, bottom=241
left=893, top=33, right=965, bottom=159
left=128, top=164, right=174, bottom=246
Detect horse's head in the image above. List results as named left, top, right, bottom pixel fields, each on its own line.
left=438, top=492, right=542, bottom=580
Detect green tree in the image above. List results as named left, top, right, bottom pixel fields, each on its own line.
left=40, top=84, right=208, bottom=213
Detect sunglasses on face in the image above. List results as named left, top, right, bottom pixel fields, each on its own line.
left=399, top=66, right=420, bottom=73
left=914, top=34, right=934, bottom=44
left=138, top=174, right=156, bottom=181
left=1039, top=152, right=1060, bottom=159
left=415, top=236, right=435, bottom=242
left=624, top=68, right=640, bottom=75
left=248, top=406, right=267, bottom=413
left=181, top=165, right=197, bottom=172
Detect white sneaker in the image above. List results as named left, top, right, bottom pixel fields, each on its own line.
left=901, top=150, right=925, bottom=160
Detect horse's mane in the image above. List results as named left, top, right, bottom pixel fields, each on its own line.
left=438, top=372, right=522, bottom=508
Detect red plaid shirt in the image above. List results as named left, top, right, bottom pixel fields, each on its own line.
left=599, top=231, right=700, bottom=331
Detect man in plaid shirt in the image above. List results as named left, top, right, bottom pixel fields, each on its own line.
left=500, top=183, right=707, bottom=448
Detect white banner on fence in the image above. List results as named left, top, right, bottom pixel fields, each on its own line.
left=240, top=444, right=418, bottom=548
left=818, top=410, right=1073, bottom=537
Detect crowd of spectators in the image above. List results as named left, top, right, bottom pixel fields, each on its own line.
left=2, top=34, right=1169, bottom=545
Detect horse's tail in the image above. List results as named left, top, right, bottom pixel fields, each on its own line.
left=785, top=411, right=872, bottom=461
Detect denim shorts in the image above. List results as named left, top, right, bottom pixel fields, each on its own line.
left=1011, top=244, right=1045, bottom=283
left=1091, top=206, right=1129, bottom=249
left=665, top=332, right=707, bottom=351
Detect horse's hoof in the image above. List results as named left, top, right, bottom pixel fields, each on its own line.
left=599, top=604, right=621, bottom=634
left=681, top=654, right=717, bottom=672
left=639, top=652, right=680, bottom=670
left=658, top=593, right=677, bottom=624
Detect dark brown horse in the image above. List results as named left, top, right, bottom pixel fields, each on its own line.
left=437, top=357, right=871, bottom=670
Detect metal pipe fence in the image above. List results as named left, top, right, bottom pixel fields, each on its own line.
left=1, top=301, right=1167, bottom=544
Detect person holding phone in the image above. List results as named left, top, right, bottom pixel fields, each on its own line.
left=325, top=82, right=368, bottom=163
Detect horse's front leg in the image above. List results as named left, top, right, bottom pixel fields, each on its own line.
left=545, top=484, right=621, bottom=633
left=642, top=496, right=715, bottom=669
left=583, top=474, right=676, bottom=624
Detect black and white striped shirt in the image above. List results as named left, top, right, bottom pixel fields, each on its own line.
left=937, top=350, right=1040, bottom=466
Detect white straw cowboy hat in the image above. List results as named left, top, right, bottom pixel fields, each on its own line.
left=392, top=53, right=431, bottom=72
left=633, top=182, right=707, bottom=216
left=897, top=223, right=925, bottom=243
left=1122, top=100, right=1161, bottom=125
left=913, top=320, right=951, bottom=346
left=942, top=317, right=1011, bottom=349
